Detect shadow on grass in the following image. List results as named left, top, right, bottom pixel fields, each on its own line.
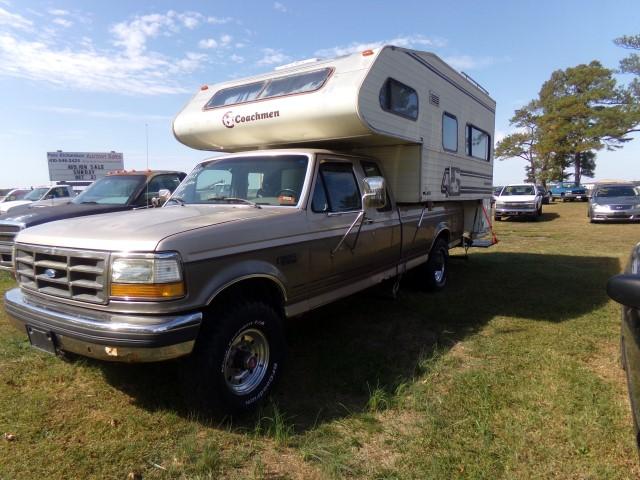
left=497, top=211, right=559, bottom=222
left=97, top=251, right=619, bottom=430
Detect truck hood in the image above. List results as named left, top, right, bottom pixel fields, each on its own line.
left=0, top=200, right=32, bottom=213
left=17, top=204, right=288, bottom=252
left=0, top=202, right=130, bottom=228
left=497, top=195, right=537, bottom=203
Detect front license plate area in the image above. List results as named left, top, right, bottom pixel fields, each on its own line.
left=26, top=326, right=57, bottom=354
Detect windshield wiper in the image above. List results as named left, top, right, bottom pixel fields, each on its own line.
left=166, top=196, right=186, bottom=206
left=79, top=201, right=98, bottom=204
left=208, top=197, right=261, bottom=209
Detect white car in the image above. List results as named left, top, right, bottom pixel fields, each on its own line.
left=0, top=185, right=74, bottom=214
left=494, top=183, right=543, bottom=221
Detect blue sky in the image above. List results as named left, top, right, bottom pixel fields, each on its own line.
left=1, top=0, right=638, bottom=188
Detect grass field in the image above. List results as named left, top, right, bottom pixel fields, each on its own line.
left=0, top=201, right=639, bottom=479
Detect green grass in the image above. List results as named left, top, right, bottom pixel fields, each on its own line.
left=0, top=201, right=639, bottom=478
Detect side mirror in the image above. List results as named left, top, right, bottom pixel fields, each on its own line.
left=607, top=274, right=640, bottom=309
left=152, top=189, right=172, bottom=207
left=362, top=176, right=386, bottom=210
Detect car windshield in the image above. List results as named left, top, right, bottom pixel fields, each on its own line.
left=595, top=186, right=639, bottom=198
left=23, top=187, right=49, bottom=201
left=501, top=185, right=535, bottom=196
left=170, top=154, right=309, bottom=207
left=72, top=176, right=145, bottom=205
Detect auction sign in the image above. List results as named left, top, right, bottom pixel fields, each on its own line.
left=47, top=151, right=124, bottom=182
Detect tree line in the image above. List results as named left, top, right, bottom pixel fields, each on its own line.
left=495, top=34, right=640, bottom=185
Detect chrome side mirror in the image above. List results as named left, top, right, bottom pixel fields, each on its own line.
left=152, top=189, right=172, bottom=207
left=362, top=176, right=386, bottom=210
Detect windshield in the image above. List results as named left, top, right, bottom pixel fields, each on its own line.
left=595, top=186, right=639, bottom=198
left=501, top=185, right=535, bottom=196
left=23, top=188, right=49, bottom=201
left=73, top=175, right=145, bottom=205
left=170, top=154, right=309, bottom=206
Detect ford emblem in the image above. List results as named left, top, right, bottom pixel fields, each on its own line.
left=44, top=268, right=57, bottom=279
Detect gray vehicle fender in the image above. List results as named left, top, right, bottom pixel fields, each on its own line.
left=428, top=221, right=451, bottom=252
left=201, top=260, right=288, bottom=306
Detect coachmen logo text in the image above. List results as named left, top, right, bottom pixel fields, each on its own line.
left=222, top=110, right=280, bottom=129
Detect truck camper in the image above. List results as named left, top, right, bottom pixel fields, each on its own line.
left=5, top=45, right=496, bottom=413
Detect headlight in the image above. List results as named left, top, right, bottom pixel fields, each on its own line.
left=496, top=201, right=505, bottom=208
left=110, top=252, right=185, bottom=300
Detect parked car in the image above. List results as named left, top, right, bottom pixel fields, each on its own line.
left=0, top=188, right=30, bottom=204
left=536, top=185, right=551, bottom=205
left=494, top=183, right=543, bottom=220
left=588, top=184, right=640, bottom=223
left=0, top=185, right=74, bottom=214
left=548, top=182, right=587, bottom=202
left=607, top=242, right=640, bottom=451
left=0, top=170, right=186, bottom=271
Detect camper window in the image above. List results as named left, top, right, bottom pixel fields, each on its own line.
left=206, top=68, right=331, bottom=109
left=442, top=113, right=458, bottom=152
left=206, top=81, right=266, bottom=108
left=312, top=163, right=361, bottom=213
left=260, top=69, right=331, bottom=99
left=379, top=78, right=418, bottom=120
left=466, top=125, right=490, bottom=161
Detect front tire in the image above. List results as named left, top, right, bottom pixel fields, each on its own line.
left=187, top=301, right=285, bottom=414
left=422, top=238, right=449, bottom=291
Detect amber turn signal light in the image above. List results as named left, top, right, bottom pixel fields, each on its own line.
left=110, top=282, right=185, bottom=300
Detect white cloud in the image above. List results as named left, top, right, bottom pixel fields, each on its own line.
left=257, top=48, right=290, bottom=66
left=230, top=54, right=244, bottom=64
left=220, top=34, right=232, bottom=46
left=0, top=6, right=33, bottom=31
left=198, top=38, right=218, bottom=49
left=31, top=105, right=172, bottom=122
left=314, top=35, right=447, bottom=58
left=52, top=17, right=72, bottom=28
left=48, top=9, right=69, bottom=16
left=273, top=2, right=287, bottom=13
left=444, top=55, right=498, bottom=71
left=207, top=16, right=232, bottom=25
left=0, top=32, right=194, bottom=95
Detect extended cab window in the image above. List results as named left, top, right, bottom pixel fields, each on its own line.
left=312, top=163, right=361, bottom=213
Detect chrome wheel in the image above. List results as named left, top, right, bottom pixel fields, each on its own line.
left=223, top=328, right=270, bottom=395
left=432, top=250, right=446, bottom=284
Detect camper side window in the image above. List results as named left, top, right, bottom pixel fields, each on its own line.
left=379, top=78, right=418, bottom=120
left=466, top=125, right=490, bottom=161
left=442, top=113, right=458, bottom=152
left=312, top=163, right=361, bottom=213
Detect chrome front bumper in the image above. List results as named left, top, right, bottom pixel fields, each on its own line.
left=4, top=288, right=202, bottom=362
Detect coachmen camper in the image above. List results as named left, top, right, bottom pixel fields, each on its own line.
left=4, top=46, right=497, bottom=413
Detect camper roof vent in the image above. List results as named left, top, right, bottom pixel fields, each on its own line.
left=429, top=91, right=440, bottom=107
left=274, top=58, right=321, bottom=71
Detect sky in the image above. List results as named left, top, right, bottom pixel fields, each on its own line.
left=0, top=0, right=639, bottom=188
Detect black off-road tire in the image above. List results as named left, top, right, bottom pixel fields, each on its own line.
left=186, top=301, right=285, bottom=415
left=422, top=238, right=449, bottom=292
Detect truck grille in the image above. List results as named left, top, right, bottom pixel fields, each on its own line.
left=0, top=223, right=22, bottom=271
left=14, top=244, right=109, bottom=304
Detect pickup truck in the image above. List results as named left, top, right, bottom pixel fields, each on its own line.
left=4, top=150, right=464, bottom=412
left=0, top=170, right=186, bottom=271
left=0, top=184, right=75, bottom=214
left=548, top=182, right=587, bottom=202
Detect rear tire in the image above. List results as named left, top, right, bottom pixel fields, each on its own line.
left=422, top=238, right=449, bottom=291
left=186, top=301, right=285, bottom=414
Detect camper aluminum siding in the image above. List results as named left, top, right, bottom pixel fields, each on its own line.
left=354, top=47, right=495, bottom=202
left=172, top=54, right=375, bottom=152
left=172, top=45, right=495, bottom=203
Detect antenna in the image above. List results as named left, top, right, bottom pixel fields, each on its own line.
left=145, top=123, right=149, bottom=170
